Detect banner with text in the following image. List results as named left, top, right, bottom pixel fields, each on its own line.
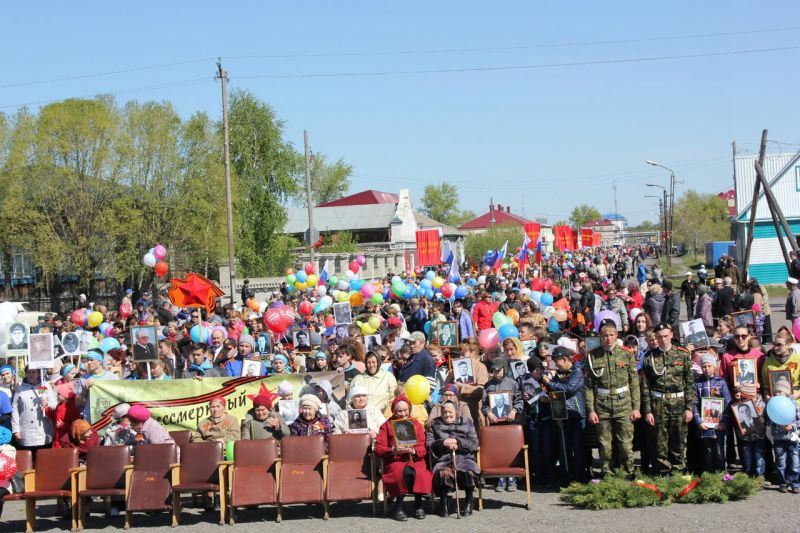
left=89, top=372, right=343, bottom=432
left=415, top=229, right=442, bottom=267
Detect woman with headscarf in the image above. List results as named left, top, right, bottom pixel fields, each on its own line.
left=241, top=394, right=289, bottom=440
left=351, top=351, right=398, bottom=412
left=427, top=384, right=472, bottom=427
left=333, top=385, right=386, bottom=438
left=64, top=419, right=100, bottom=462
left=694, top=284, right=714, bottom=329
left=102, top=403, right=138, bottom=446
left=192, top=397, right=241, bottom=442
left=374, top=396, right=432, bottom=521
left=426, top=400, right=480, bottom=517
left=288, top=394, right=333, bottom=447
left=270, top=354, right=292, bottom=375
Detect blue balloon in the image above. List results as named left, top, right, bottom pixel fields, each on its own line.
left=498, top=324, right=519, bottom=341
left=286, top=284, right=294, bottom=292
left=540, top=293, right=554, bottom=307
left=402, top=287, right=416, bottom=300
left=190, top=324, right=208, bottom=343
left=350, top=279, right=363, bottom=291
left=296, top=270, right=308, bottom=283
left=424, top=321, right=431, bottom=337
left=392, top=275, right=401, bottom=284
left=99, top=337, right=121, bottom=353
left=454, top=285, right=469, bottom=299
left=548, top=317, right=560, bottom=333
left=313, top=303, right=324, bottom=314
left=420, top=279, right=432, bottom=290
left=425, top=288, right=434, bottom=299
left=767, top=396, right=796, bottom=425
left=425, top=270, right=436, bottom=281
left=467, top=278, right=478, bottom=288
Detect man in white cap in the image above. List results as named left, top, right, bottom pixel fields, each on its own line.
left=786, top=277, right=800, bottom=322
left=680, top=272, right=698, bottom=318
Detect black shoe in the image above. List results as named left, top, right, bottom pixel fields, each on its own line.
left=461, top=497, right=473, bottom=516
left=780, top=485, right=789, bottom=493
left=414, top=507, right=426, bottom=520
left=438, top=496, right=449, bottom=518
left=393, top=509, right=408, bottom=522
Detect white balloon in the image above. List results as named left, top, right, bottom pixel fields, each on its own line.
left=259, top=302, right=268, bottom=313
left=316, top=285, right=327, bottom=297
left=337, top=280, right=350, bottom=291
left=0, top=301, right=18, bottom=323
left=345, top=270, right=356, bottom=281
left=142, top=253, right=157, bottom=268
left=330, top=289, right=340, bottom=300
left=320, top=295, right=333, bottom=308
left=477, top=275, right=486, bottom=284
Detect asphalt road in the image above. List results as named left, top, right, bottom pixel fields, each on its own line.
left=1, top=485, right=791, bottom=533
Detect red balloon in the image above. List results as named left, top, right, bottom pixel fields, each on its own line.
left=531, top=278, right=545, bottom=291
left=440, top=283, right=453, bottom=298
left=263, top=306, right=296, bottom=335
left=414, top=266, right=422, bottom=275
left=543, top=278, right=553, bottom=291
left=548, top=285, right=561, bottom=297
left=118, top=303, right=132, bottom=319
left=325, top=316, right=335, bottom=328
left=298, top=300, right=314, bottom=316
left=0, top=454, right=17, bottom=481
left=154, top=262, right=169, bottom=277
left=349, top=260, right=360, bottom=273
left=314, top=239, right=323, bottom=249
left=304, top=263, right=315, bottom=275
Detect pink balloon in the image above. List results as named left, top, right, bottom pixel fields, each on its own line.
left=360, top=283, right=374, bottom=298
left=793, top=317, right=800, bottom=342
left=357, top=255, right=367, bottom=266
left=153, top=244, right=167, bottom=260
left=479, top=328, right=500, bottom=350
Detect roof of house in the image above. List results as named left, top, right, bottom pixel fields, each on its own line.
left=583, top=219, right=616, bottom=228
left=284, top=203, right=398, bottom=234
left=317, top=189, right=399, bottom=207
left=414, top=211, right=465, bottom=237
left=458, top=208, right=533, bottom=230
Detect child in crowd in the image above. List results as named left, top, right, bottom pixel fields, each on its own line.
left=766, top=380, right=800, bottom=493
left=737, top=383, right=766, bottom=477
left=692, top=353, right=731, bottom=473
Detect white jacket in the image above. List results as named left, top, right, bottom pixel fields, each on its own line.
left=351, top=370, right=398, bottom=412
left=11, top=381, right=56, bottom=447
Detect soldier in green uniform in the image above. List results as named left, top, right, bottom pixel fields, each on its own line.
left=585, top=322, right=641, bottom=476
left=641, top=323, right=695, bottom=475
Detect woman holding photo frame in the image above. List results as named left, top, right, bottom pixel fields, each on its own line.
left=760, top=329, right=800, bottom=402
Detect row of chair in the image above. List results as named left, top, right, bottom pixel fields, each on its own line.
left=10, top=424, right=530, bottom=532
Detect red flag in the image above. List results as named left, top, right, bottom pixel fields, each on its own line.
left=415, top=230, right=442, bottom=267
left=581, top=228, right=593, bottom=248
left=168, top=272, right=225, bottom=313
left=523, top=222, right=541, bottom=244
left=570, top=229, right=579, bottom=251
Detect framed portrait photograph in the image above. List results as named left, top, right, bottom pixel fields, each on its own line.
left=255, top=333, right=272, bottom=356
left=278, top=399, right=299, bottom=425
left=130, top=325, right=158, bottom=362
left=584, top=336, right=602, bottom=354
left=732, top=399, right=764, bottom=436
left=293, top=329, right=312, bottom=352
left=333, top=302, right=353, bottom=325
left=77, top=330, right=94, bottom=354
left=520, top=375, right=545, bottom=405
left=240, top=359, right=263, bottom=378
left=549, top=390, right=568, bottom=420
left=334, top=323, right=349, bottom=340
left=391, top=418, right=418, bottom=446
left=488, top=391, right=512, bottom=421
left=347, top=408, right=368, bottom=433
left=452, top=357, right=475, bottom=384
left=731, top=310, right=755, bottom=330
left=732, top=358, right=757, bottom=388
left=6, top=321, right=30, bottom=357
left=701, top=397, right=724, bottom=429
left=60, top=332, right=81, bottom=356
left=509, top=358, right=529, bottom=380
left=681, top=318, right=709, bottom=348
left=435, top=321, right=458, bottom=347
left=28, top=333, right=54, bottom=370
left=362, top=334, right=381, bottom=352
left=521, top=339, right=536, bottom=355
left=769, top=369, right=793, bottom=396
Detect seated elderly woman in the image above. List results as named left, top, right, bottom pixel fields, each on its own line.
left=63, top=419, right=100, bottom=463
left=192, top=397, right=241, bottom=442
left=288, top=394, right=333, bottom=447
left=241, top=393, right=289, bottom=440
left=333, top=385, right=386, bottom=438
left=426, top=400, right=480, bottom=517
left=374, top=396, right=432, bottom=522
left=427, top=384, right=472, bottom=427
left=126, top=405, right=175, bottom=444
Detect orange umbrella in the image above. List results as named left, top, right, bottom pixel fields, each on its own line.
left=168, top=272, right=225, bottom=313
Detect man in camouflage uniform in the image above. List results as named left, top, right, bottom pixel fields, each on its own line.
left=585, top=323, right=641, bottom=476
left=641, top=323, right=695, bottom=475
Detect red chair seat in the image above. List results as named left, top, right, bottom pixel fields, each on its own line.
left=326, top=462, right=371, bottom=501
left=80, top=488, right=127, bottom=497
left=21, top=489, right=73, bottom=499
left=3, top=493, right=26, bottom=501
left=480, top=467, right=526, bottom=476
left=174, top=482, right=219, bottom=492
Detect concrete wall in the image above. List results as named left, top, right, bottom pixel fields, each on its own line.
left=218, top=249, right=409, bottom=304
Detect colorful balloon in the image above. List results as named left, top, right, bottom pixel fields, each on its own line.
left=304, top=263, right=315, bottom=275
left=298, top=301, right=313, bottom=316
left=153, top=244, right=167, bottom=260
left=263, top=306, right=296, bottom=335
left=306, top=274, right=318, bottom=287
left=371, top=293, right=384, bottom=305
left=492, top=311, right=512, bottom=329
left=406, top=375, right=431, bottom=405
left=479, top=328, right=500, bottom=350
left=142, top=253, right=157, bottom=268
left=498, top=324, right=519, bottom=341
left=118, top=303, right=132, bottom=319
left=357, top=255, right=367, bottom=266
left=349, top=260, right=360, bottom=273
left=505, top=309, right=519, bottom=325
left=767, top=396, right=796, bottom=425
left=190, top=324, right=210, bottom=343
left=87, top=311, right=103, bottom=329
left=349, top=292, right=364, bottom=307
left=296, top=270, right=307, bottom=283
left=99, top=337, right=121, bottom=354
left=154, top=262, right=169, bottom=277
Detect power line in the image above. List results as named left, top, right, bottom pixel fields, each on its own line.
left=234, top=45, right=800, bottom=80
left=227, top=25, right=800, bottom=60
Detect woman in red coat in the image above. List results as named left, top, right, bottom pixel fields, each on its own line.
left=375, top=395, right=432, bottom=522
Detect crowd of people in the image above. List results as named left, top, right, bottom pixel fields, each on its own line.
left=1, top=243, right=800, bottom=523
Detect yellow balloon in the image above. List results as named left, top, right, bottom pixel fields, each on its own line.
left=405, top=375, right=430, bottom=405
left=432, top=276, right=444, bottom=289
left=337, top=291, right=349, bottom=302
left=306, top=274, right=318, bottom=287
left=349, top=292, right=364, bottom=308
left=88, top=311, right=103, bottom=328
left=294, top=281, right=305, bottom=290
left=357, top=321, right=375, bottom=335
left=368, top=316, right=381, bottom=331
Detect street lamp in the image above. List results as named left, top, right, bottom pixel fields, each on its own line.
left=646, top=183, right=668, bottom=261
left=646, top=160, right=677, bottom=266
left=644, top=194, right=664, bottom=251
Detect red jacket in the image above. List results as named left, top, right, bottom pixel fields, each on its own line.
left=375, top=417, right=432, bottom=497
left=472, top=300, right=499, bottom=331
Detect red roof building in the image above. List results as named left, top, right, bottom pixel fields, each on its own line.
left=458, top=203, right=533, bottom=232
left=317, top=189, right=399, bottom=207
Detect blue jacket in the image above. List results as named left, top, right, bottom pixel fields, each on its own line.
left=545, top=360, right=586, bottom=420
left=396, top=348, right=436, bottom=382
left=637, top=264, right=647, bottom=284
left=692, top=375, right=731, bottom=439
left=225, top=357, right=266, bottom=377
left=457, top=311, right=475, bottom=341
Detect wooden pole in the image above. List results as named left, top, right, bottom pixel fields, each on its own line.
left=305, top=130, right=315, bottom=266
left=754, top=161, right=798, bottom=268
left=741, top=131, right=768, bottom=280
left=217, top=60, right=236, bottom=305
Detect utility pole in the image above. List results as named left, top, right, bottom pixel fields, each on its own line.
left=217, top=59, right=236, bottom=305
left=742, top=131, right=767, bottom=280
left=304, top=130, right=315, bottom=266
left=613, top=180, right=618, bottom=220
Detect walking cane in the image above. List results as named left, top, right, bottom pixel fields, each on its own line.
left=558, top=420, right=569, bottom=474
left=451, top=449, right=461, bottom=518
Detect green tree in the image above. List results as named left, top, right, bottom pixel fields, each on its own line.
left=672, top=190, right=729, bottom=258
left=420, top=181, right=466, bottom=226
left=226, top=89, right=302, bottom=276
left=569, top=204, right=601, bottom=229
left=319, top=231, right=358, bottom=253
left=296, top=153, right=352, bottom=206
left=464, top=224, right=525, bottom=265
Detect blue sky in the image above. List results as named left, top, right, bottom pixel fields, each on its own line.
left=3, top=1, right=800, bottom=225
